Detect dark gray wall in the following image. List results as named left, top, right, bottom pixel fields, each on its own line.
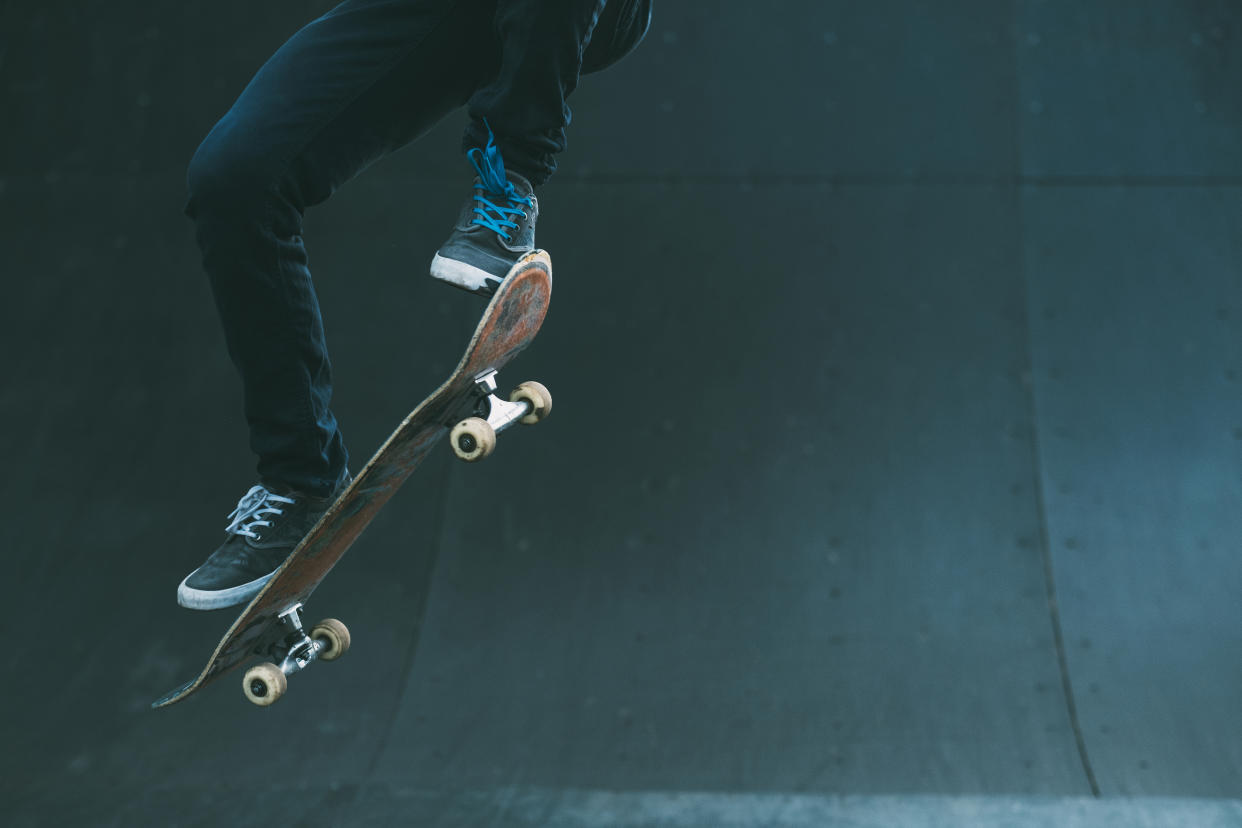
left=2, top=2, right=1240, bottom=826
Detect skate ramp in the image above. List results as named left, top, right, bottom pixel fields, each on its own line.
left=2, top=2, right=1241, bottom=825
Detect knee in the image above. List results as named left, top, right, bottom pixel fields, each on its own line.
left=185, top=123, right=278, bottom=220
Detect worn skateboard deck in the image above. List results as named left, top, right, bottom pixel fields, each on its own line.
left=153, top=249, right=552, bottom=708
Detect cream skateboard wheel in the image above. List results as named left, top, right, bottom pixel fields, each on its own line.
left=243, top=663, right=287, bottom=706
left=510, top=381, right=552, bottom=425
left=311, top=618, right=351, bottom=662
left=451, top=417, right=496, bottom=461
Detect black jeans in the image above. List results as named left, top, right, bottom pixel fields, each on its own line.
left=185, top=0, right=651, bottom=495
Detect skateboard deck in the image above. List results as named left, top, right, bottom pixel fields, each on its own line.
left=153, top=249, right=552, bottom=708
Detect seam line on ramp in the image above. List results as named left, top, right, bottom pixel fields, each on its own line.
left=1009, top=5, right=1101, bottom=796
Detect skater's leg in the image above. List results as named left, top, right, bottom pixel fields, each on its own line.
left=461, top=0, right=607, bottom=186
left=430, top=0, right=652, bottom=295
left=186, top=0, right=496, bottom=495
left=180, top=0, right=509, bottom=609
left=461, top=0, right=653, bottom=184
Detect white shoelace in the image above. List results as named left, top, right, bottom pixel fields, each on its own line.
left=225, top=485, right=296, bottom=539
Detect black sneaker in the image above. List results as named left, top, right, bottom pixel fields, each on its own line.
left=430, top=128, right=538, bottom=296
left=177, top=473, right=351, bottom=610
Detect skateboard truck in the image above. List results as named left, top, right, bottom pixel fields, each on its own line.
left=449, top=370, right=552, bottom=462
left=271, top=605, right=323, bottom=676
left=241, top=604, right=351, bottom=706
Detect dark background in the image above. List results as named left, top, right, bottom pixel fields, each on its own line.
left=2, top=1, right=1241, bottom=826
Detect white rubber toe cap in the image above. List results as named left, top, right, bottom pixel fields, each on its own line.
left=176, top=569, right=275, bottom=611
left=430, top=253, right=501, bottom=294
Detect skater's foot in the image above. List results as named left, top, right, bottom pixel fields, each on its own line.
left=177, top=472, right=352, bottom=610
left=430, top=127, right=538, bottom=297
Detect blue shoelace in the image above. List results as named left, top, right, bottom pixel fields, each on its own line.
left=467, top=131, right=533, bottom=242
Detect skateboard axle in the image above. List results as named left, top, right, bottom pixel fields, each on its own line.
left=472, top=370, right=533, bottom=434
left=269, top=604, right=327, bottom=678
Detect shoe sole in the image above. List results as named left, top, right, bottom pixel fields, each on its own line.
left=430, top=253, right=502, bottom=296
left=177, top=569, right=276, bottom=611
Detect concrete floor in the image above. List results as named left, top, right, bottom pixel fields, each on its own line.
left=2, top=2, right=1240, bottom=825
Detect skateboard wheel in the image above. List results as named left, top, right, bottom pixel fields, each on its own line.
left=510, top=381, right=552, bottom=425
left=451, top=417, right=496, bottom=462
left=311, top=618, right=351, bottom=662
left=243, top=663, right=287, bottom=707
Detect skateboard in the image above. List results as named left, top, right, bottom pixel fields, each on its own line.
left=153, top=249, right=553, bottom=708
